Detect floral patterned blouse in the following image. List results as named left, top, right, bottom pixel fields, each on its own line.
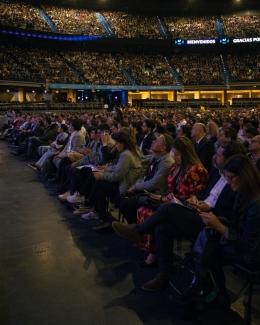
left=162, top=163, right=208, bottom=202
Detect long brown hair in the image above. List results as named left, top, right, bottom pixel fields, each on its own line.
left=172, top=136, right=203, bottom=177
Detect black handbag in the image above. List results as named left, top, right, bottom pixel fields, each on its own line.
left=135, top=193, right=162, bottom=211
left=170, top=228, right=219, bottom=300
left=170, top=251, right=197, bottom=297
left=120, top=192, right=162, bottom=211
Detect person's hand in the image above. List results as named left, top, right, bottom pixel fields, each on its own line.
left=100, top=133, right=108, bottom=145
left=196, top=201, right=211, bottom=212
left=150, top=194, right=162, bottom=201
left=166, top=193, right=175, bottom=200
left=146, top=149, right=153, bottom=154
left=76, top=147, right=85, bottom=154
left=200, top=212, right=227, bottom=234
left=71, top=161, right=78, bottom=167
left=187, top=196, right=198, bottom=204
left=188, top=200, right=210, bottom=212
left=93, top=171, right=101, bottom=180
left=97, top=164, right=109, bottom=170
left=85, top=148, right=92, bottom=154
left=50, top=142, right=55, bottom=148
left=128, top=185, right=136, bottom=192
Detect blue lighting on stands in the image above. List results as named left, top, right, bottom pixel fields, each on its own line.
left=2, top=29, right=260, bottom=45
left=1, top=29, right=103, bottom=41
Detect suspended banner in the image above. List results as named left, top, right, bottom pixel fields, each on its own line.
left=174, top=38, right=230, bottom=46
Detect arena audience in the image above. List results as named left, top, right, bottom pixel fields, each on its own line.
left=102, top=11, right=162, bottom=39
left=0, top=0, right=51, bottom=31
left=170, top=52, right=224, bottom=85
left=226, top=51, right=260, bottom=82
left=164, top=16, right=217, bottom=39
left=41, top=5, right=106, bottom=35
left=222, top=15, right=260, bottom=38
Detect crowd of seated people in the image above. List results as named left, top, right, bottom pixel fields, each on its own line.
left=164, top=16, right=218, bottom=39
left=170, top=52, right=224, bottom=85
left=0, top=42, right=84, bottom=83
left=1, top=2, right=260, bottom=41
left=41, top=5, right=106, bottom=36
left=226, top=51, right=260, bottom=82
left=0, top=0, right=51, bottom=31
left=102, top=11, right=163, bottom=39
left=221, top=15, right=260, bottom=38
left=2, top=106, right=260, bottom=312
left=116, top=53, right=178, bottom=86
left=1, top=40, right=260, bottom=86
left=62, top=51, right=132, bottom=85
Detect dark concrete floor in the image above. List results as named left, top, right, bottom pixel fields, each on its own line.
left=0, top=140, right=260, bottom=325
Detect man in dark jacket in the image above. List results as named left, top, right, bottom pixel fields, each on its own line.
left=191, top=123, right=215, bottom=171
left=138, top=119, right=157, bottom=155
left=10, top=118, right=45, bottom=156
left=25, top=119, right=58, bottom=160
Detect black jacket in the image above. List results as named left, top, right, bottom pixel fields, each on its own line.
left=194, top=136, right=215, bottom=172
left=138, top=132, right=157, bottom=155
left=198, top=167, right=236, bottom=218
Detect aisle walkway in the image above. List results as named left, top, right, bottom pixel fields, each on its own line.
left=0, top=141, right=259, bottom=325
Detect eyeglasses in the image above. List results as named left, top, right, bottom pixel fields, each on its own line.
left=224, top=174, right=238, bottom=182
left=249, top=139, right=260, bottom=144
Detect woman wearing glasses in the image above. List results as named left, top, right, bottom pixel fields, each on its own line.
left=185, top=154, right=260, bottom=302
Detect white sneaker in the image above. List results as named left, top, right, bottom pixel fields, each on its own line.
left=67, top=193, right=85, bottom=203
left=82, top=211, right=99, bottom=220
left=58, top=191, right=71, bottom=201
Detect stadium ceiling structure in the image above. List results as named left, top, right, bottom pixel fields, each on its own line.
left=28, top=0, right=260, bottom=15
